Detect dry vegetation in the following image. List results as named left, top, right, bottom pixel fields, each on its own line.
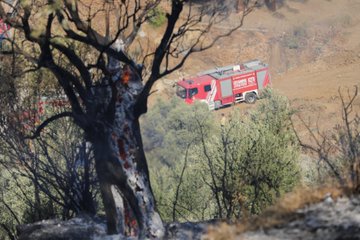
left=205, top=186, right=349, bottom=240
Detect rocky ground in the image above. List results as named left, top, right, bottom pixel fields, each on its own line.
left=16, top=195, right=360, bottom=240
left=235, top=196, right=360, bottom=240
left=16, top=216, right=208, bottom=240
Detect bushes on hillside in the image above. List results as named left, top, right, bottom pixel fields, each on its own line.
left=142, top=90, right=300, bottom=222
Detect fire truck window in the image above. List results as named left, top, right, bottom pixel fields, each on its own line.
left=190, top=88, right=198, bottom=97
left=204, top=85, right=211, bottom=92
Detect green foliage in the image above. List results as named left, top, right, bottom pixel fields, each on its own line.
left=143, top=98, right=215, bottom=221
left=234, top=90, right=300, bottom=214
left=0, top=169, right=28, bottom=238
left=0, top=56, right=16, bottom=104
left=144, top=91, right=300, bottom=221
left=147, top=7, right=166, bottom=27
left=151, top=153, right=216, bottom=222
left=142, top=98, right=213, bottom=167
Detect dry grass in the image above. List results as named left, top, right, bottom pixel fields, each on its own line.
left=204, top=185, right=351, bottom=240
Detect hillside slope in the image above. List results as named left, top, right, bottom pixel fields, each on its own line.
left=153, top=0, right=360, bottom=129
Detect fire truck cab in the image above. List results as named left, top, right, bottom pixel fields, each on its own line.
left=176, top=60, right=271, bottom=110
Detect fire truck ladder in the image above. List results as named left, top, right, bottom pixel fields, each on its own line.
left=207, top=80, right=217, bottom=110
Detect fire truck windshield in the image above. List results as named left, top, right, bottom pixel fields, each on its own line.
left=176, top=85, right=187, bottom=99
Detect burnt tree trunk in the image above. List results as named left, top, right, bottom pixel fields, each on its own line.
left=79, top=142, right=96, bottom=215
left=86, top=46, right=164, bottom=238
left=91, top=120, right=162, bottom=238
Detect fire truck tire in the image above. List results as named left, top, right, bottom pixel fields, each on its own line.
left=245, top=92, right=257, bottom=104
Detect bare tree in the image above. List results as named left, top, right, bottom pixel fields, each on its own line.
left=0, top=121, right=98, bottom=217
left=293, top=86, right=360, bottom=189
left=0, top=0, right=255, bottom=237
left=0, top=90, right=99, bottom=240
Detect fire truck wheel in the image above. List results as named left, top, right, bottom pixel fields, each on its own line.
left=245, top=92, right=257, bottom=104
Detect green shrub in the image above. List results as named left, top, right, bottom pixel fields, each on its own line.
left=148, top=7, right=166, bottom=27
left=144, top=91, right=300, bottom=221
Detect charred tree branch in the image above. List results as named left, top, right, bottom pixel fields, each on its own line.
left=25, top=112, right=73, bottom=139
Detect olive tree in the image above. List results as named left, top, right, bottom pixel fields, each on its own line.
left=146, top=91, right=300, bottom=221
left=193, top=90, right=300, bottom=217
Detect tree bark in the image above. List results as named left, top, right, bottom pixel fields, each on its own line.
left=89, top=48, right=164, bottom=237
left=91, top=114, right=164, bottom=238
left=80, top=142, right=96, bottom=215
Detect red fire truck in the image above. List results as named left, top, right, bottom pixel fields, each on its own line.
left=176, top=60, right=271, bottom=110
